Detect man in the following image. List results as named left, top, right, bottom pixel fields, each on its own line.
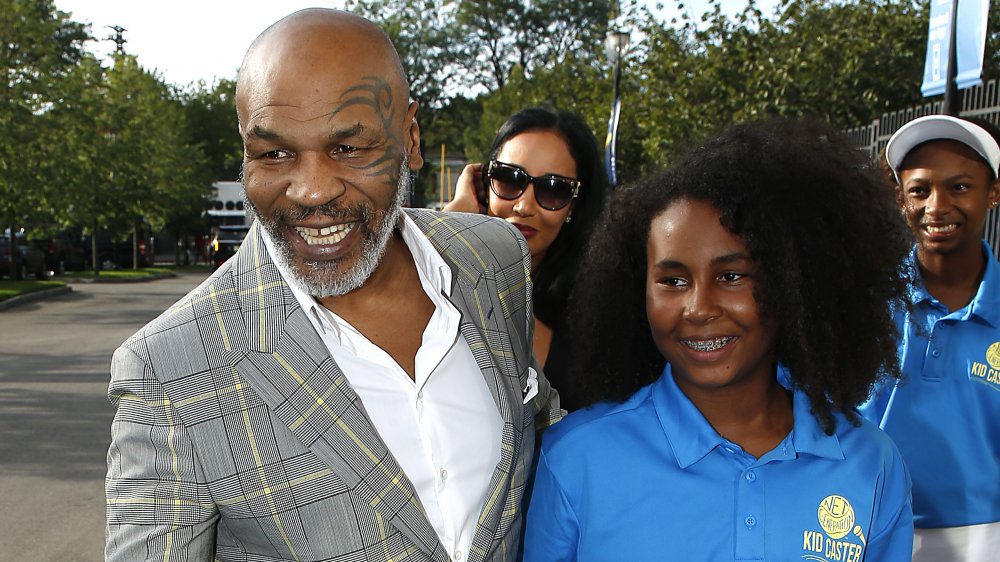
left=861, top=114, right=1000, bottom=561
left=105, top=9, right=559, bottom=562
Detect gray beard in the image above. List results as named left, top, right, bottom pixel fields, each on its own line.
left=247, top=157, right=412, bottom=297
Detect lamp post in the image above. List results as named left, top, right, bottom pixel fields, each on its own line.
left=604, top=29, right=629, bottom=189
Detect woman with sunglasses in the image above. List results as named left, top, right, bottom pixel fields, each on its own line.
left=445, top=107, right=609, bottom=411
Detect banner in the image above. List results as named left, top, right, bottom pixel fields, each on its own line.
left=955, top=0, right=989, bottom=90
left=921, top=0, right=990, bottom=97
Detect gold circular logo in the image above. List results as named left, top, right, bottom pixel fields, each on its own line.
left=987, top=342, right=1000, bottom=371
left=818, top=495, right=855, bottom=539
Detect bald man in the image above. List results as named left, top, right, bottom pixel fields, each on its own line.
left=105, top=9, right=560, bottom=562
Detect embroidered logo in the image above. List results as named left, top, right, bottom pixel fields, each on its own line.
left=987, top=342, right=1000, bottom=370
left=969, top=341, right=1000, bottom=392
left=801, top=495, right=866, bottom=561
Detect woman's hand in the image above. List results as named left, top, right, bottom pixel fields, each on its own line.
left=443, top=163, right=488, bottom=214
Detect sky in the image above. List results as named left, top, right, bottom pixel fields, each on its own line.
left=52, top=0, right=780, bottom=88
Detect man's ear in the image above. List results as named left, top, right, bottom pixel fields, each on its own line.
left=404, top=100, right=423, bottom=170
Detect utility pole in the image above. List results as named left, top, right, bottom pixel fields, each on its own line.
left=106, top=25, right=127, bottom=55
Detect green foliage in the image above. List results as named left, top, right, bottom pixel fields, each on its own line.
left=0, top=0, right=87, bottom=230
left=181, top=79, right=242, bottom=182
left=623, top=0, right=930, bottom=176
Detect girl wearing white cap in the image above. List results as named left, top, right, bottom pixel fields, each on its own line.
left=861, top=114, right=1000, bottom=561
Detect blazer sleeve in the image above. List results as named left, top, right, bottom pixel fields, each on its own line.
left=106, top=345, right=219, bottom=562
left=505, top=217, right=563, bottom=431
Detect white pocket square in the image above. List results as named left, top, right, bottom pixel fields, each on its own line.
left=523, top=367, right=539, bottom=404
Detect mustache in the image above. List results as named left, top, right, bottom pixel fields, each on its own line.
left=271, top=201, right=375, bottom=224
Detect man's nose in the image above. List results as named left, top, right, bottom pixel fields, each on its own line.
left=286, top=153, right=347, bottom=206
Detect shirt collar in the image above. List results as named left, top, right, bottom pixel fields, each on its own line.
left=652, top=364, right=844, bottom=469
left=260, top=211, right=454, bottom=340
left=908, top=241, right=1000, bottom=326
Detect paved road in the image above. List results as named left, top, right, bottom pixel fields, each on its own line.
left=0, top=272, right=209, bottom=561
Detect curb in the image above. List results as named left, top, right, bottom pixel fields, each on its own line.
left=0, top=285, right=73, bottom=311
left=60, top=272, right=177, bottom=284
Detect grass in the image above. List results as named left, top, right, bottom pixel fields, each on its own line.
left=59, top=267, right=173, bottom=280
left=0, top=280, right=66, bottom=302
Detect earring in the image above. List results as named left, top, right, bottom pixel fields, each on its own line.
left=564, top=215, right=572, bottom=223
left=992, top=201, right=999, bottom=208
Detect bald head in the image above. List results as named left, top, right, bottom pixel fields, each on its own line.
left=236, top=9, right=410, bottom=129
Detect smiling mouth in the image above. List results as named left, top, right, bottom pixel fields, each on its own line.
left=682, top=337, right=735, bottom=352
left=924, top=224, right=957, bottom=234
left=294, top=224, right=355, bottom=245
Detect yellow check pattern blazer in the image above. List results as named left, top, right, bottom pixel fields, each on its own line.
left=106, top=209, right=561, bottom=562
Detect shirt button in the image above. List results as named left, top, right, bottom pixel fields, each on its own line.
left=417, top=390, right=424, bottom=400
left=745, top=471, right=756, bottom=482
left=440, top=468, right=448, bottom=482
left=931, top=350, right=941, bottom=358
left=745, top=515, right=757, bottom=528
left=454, top=550, right=463, bottom=561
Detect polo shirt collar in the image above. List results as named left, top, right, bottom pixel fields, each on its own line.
left=908, top=242, right=1000, bottom=327
left=652, top=364, right=844, bottom=469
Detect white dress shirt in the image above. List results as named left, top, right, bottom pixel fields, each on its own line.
left=261, top=214, right=503, bottom=562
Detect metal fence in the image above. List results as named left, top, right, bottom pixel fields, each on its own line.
left=846, top=77, right=1000, bottom=258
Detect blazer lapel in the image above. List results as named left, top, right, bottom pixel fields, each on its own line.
left=437, top=229, right=528, bottom=554
left=223, top=223, right=448, bottom=561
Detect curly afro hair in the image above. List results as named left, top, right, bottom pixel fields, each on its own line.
left=569, top=117, right=913, bottom=434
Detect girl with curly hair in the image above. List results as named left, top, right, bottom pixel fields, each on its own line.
left=524, top=118, right=915, bottom=561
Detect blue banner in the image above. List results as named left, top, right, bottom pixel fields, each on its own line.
left=955, top=0, right=989, bottom=90
left=921, top=0, right=990, bottom=97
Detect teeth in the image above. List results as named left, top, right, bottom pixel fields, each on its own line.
left=683, top=337, right=734, bottom=352
left=295, top=224, right=354, bottom=245
left=926, top=224, right=957, bottom=234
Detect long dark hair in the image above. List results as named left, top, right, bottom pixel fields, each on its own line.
left=487, top=107, right=609, bottom=328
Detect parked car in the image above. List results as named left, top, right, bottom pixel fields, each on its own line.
left=210, top=225, right=251, bottom=269
left=0, top=234, right=49, bottom=280
left=33, top=231, right=88, bottom=274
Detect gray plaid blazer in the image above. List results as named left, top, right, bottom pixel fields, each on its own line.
left=106, top=209, right=561, bottom=562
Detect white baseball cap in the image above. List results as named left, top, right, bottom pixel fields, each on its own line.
left=885, top=115, right=1000, bottom=182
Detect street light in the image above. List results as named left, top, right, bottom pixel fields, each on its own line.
left=604, top=29, right=630, bottom=189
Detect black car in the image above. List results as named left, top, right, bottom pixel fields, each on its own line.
left=0, top=234, right=49, bottom=280
left=210, top=225, right=251, bottom=269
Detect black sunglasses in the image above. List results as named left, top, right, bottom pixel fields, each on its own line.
left=484, top=160, right=581, bottom=211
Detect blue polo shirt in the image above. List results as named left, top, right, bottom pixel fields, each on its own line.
left=860, top=242, right=1000, bottom=528
left=524, top=365, right=913, bottom=562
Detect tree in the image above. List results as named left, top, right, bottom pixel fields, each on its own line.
left=452, top=0, right=615, bottom=91
left=0, top=0, right=87, bottom=277
left=625, top=0, right=929, bottom=176
left=181, top=79, right=242, bottom=182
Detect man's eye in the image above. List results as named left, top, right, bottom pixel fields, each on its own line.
left=334, top=145, right=359, bottom=154
left=261, top=149, right=290, bottom=159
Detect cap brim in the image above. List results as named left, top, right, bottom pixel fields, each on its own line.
left=885, top=115, right=1000, bottom=180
